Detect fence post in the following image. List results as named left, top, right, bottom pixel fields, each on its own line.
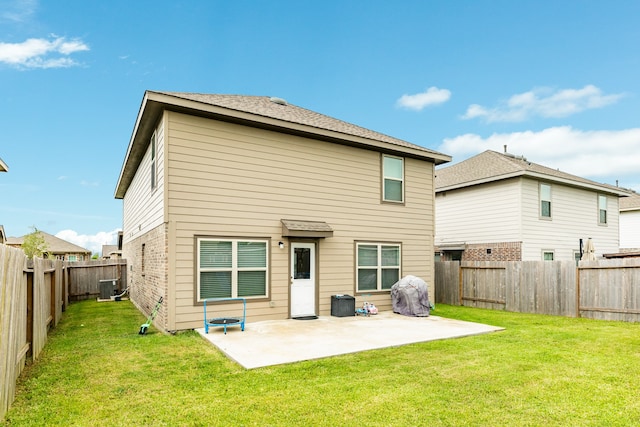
left=458, top=262, right=463, bottom=306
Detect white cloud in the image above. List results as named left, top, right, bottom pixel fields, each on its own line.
left=396, top=87, right=451, bottom=111
left=56, top=229, right=120, bottom=255
left=1, top=0, right=37, bottom=23
left=438, top=126, right=640, bottom=190
left=0, top=35, right=89, bottom=69
left=461, top=85, right=625, bottom=123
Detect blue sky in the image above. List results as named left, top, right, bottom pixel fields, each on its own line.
left=1, top=0, right=639, bottom=254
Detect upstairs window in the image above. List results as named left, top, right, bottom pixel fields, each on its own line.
left=540, top=183, right=552, bottom=219
left=150, top=132, right=157, bottom=190
left=543, top=251, right=554, bottom=261
left=356, top=242, right=401, bottom=292
left=197, top=238, right=268, bottom=301
left=598, top=195, right=608, bottom=225
left=382, top=155, right=404, bottom=203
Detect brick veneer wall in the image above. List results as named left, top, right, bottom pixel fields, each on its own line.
left=462, top=242, right=522, bottom=261
left=123, top=223, right=168, bottom=332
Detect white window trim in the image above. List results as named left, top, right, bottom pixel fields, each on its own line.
left=598, top=194, right=608, bottom=226
left=542, top=250, right=554, bottom=261
left=196, top=237, right=269, bottom=301
left=150, top=132, right=157, bottom=191
left=539, top=182, right=552, bottom=220
left=382, top=154, right=405, bottom=203
left=356, top=242, right=401, bottom=292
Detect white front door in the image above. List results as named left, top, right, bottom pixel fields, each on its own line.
left=290, top=242, right=316, bottom=318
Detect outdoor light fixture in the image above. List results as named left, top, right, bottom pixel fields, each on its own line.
left=278, top=241, right=285, bottom=249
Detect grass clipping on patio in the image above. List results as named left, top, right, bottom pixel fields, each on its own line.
left=4, top=300, right=640, bottom=426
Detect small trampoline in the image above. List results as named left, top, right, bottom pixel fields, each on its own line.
left=203, top=297, right=246, bottom=334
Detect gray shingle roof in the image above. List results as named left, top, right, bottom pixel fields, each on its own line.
left=435, top=150, right=628, bottom=196
left=155, top=91, right=446, bottom=158
left=7, top=231, right=91, bottom=254
left=620, top=191, right=640, bottom=211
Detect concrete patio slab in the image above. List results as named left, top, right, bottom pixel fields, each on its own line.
left=196, top=311, right=504, bottom=369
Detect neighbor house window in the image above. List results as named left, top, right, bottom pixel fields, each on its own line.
left=543, top=251, right=554, bottom=261
left=539, top=183, right=552, bottom=218
left=150, top=132, right=157, bottom=190
left=197, top=238, right=268, bottom=300
left=356, top=242, right=401, bottom=292
left=382, top=155, right=404, bottom=202
left=598, top=195, right=608, bottom=225
left=68, top=255, right=77, bottom=262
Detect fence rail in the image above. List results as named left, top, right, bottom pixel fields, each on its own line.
left=0, top=247, right=127, bottom=420
left=435, top=259, right=640, bottom=321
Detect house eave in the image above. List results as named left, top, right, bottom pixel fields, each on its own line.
left=436, top=170, right=630, bottom=197
left=0, top=157, right=8, bottom=172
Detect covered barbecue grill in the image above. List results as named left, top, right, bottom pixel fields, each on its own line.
left=391, top=275, right=431, bottom=317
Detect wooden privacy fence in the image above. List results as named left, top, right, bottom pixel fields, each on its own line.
left=435, top=259, right=640, bottom=321
left=0, top=246, right=64, bottom=420
left=66, top=259, right=127, bottom=301
left=0, top=248, right=127, bottom=419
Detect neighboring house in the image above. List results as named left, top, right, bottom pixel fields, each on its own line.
left=101, top=244, right=119, bottom=259
left=0, top=157, right=7, bottom=172
left=435, top=149, right=629, bottom=262
left=115, top=91, right=451, bottom=332
left=6, top=231, right=92, bottom=261
left=101, top=231, right=123, bottom=259
left=619, top=190, right=640, bottom=251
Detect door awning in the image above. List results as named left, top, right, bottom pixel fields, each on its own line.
left=281, top=219, right=334, bottom=238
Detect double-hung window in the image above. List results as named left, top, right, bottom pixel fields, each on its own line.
left=382, top=155, right=404, bottom=203
left=197, top=238, right=268, bottom=301
left=598, top=195, right=608, bottom=225
left=540, top=183, right=552, bottom=219
left=356, top=242, right=401, bottom=292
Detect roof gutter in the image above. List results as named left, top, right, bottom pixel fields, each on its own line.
left=437, top=171, right=631, bottom=197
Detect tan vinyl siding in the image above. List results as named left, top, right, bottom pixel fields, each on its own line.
left=435, top=178, right=522, bottom=245
left=165, top=112, right=435, bottom=330
left=521, top=178, right=620, bottom=260
left=122, top=118, right=166, bottom=243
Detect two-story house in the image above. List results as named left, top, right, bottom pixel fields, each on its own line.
left=435, top=149, right=628, bottom=262
left=114, top=91, right=450, bottom=332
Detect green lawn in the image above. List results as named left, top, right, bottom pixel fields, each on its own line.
left=3, top=300, right=640, bottom=426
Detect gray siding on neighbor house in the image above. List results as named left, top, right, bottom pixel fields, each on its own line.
left=436, top=178, right=522, bottom=247
left=165, top=112, right=437, bottom=330
left=520, top=177, right=620, bottom=260
left=621, top=210, right=640, bottom=249
left=436, top=176, right=620, bottom=261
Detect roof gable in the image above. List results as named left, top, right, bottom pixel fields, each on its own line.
left=435, top=150, right=629, bottom=197
left=115, top=91, right=451, bottom=199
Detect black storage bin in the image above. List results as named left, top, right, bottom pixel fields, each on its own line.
left=331, top=295, right=355, bottom=317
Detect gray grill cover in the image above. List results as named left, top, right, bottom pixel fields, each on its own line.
left=391, top=275, right=431, bottom=317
